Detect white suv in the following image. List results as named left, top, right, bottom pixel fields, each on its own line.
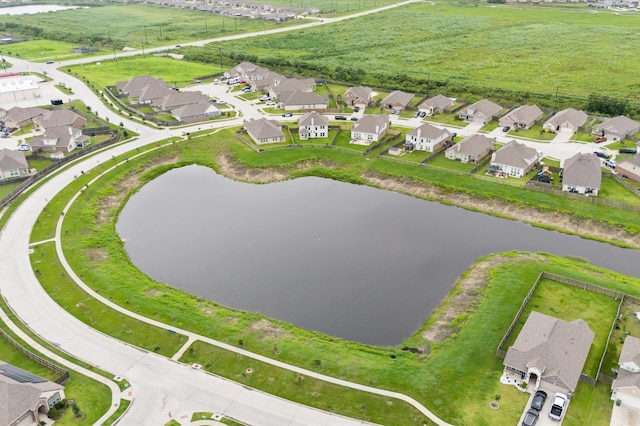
left=549, top=392, right=567, bottom=421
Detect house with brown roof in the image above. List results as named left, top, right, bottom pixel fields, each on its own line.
left=381, top=90, right=413, bottom=111
left=503, top=311, right=594, bottom=395
left=499, top=105, right=543, bottom=130
left=405, top=123, right=451, bottom=152
left=1, top=107, right=46, bottom=129
left=154, top=91, right=210, bottom=112
left=418, top=94, right=455, bottom=116
left=615, top=155, right=640, bottom=183
left=543, top=108, right=588, bottom=134
left=351, top=114, right=389, bottom=144
left=34, top=108, right=86, bottom=130
left=269, top=78, right=316, bottom=100
left=0, top=149, right=30, bottom=180
left=298, top=111, right=328, bottom=140
left=115, top=75, right=167, bottom=100
left=458, top=99, right=503, bottom=124
left=281, top=90, right=328, bottom=111
left=29, top=126, right=88, bottom=153
left=249, top=70, right=284, bottom=92
left=171, top=102, right=220, bottom=122
left=611, top=336, right=640, bottom=409
left=490, top=140, right=542, bottom=178
left=224, top=62, right=261, bottom=79
left=0, top=360, right=65, bottom=426
left=136, top=82, right=173, bottom=105
left=593, top=115, right=640, bottom=141
left=445, top=134, right=493, bottom=163
left=243, top=118, right=285, bottom=145
left=561, top=153, right=602, bottom=196
left=343, top=86, right=372, bottom=109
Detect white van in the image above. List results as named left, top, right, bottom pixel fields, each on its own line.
left=227, top=77, right=240, bottom=85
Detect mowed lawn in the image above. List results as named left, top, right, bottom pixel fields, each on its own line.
left=502, top=278, right=619, bottom=378
left=205, top=2, right=640, bottom=101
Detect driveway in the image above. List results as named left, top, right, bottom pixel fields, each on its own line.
left=611, top=400, right=640, bottom=426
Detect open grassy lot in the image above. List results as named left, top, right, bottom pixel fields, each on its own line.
left=0, top=39, right=94, bottom=62
left=204, top=2, right=640, bottom=106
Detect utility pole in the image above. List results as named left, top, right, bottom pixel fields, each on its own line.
left=222, top=15, right=226, bottom=32
left=141, top=38, right=145, bottom=58
left=205, top=17, right=208, bottom=33
left=218, top=47, right=224, bottom=72
left=159, top=24, right=163, bottom=41
left=112, top=43, right=117, bottom=62
left=427, top=71, right=431, bottom=98
left=144, top=26, right=148, bottom=43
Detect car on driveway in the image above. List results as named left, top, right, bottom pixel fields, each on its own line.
left=503, top=126, right=511, bottom=132
left=335, top=115, right=347, bottom=120
left=265, top=101, right=276, bottom=106
left=282, top=112, right=293, bottom=117
left=531, top=390, right=547, bottom=411
left=350, top=117, right=358, bottom=121
left=419, top=111, right=427, bottom=118
left=594, top=151, right=611, bottom=159
left=18, top=144, right=30, bottom=151
left=522, top=409, right=539, bottom=426
left=413, top=112, right=420, bottom=118
left=549, top=393, right=567, bottom=421
left=604, top=159, right=617, bottom=168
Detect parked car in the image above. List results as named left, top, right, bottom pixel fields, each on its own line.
left=419, top=111, right=427, bottom=118
left=350, top=117, right=358, bottom=121
left=604, top=159, right=617, bottom=168
left=18, top=144, right=30, bottom=151
left=594, top=151, right=611, bottom=159
left=353, top=107, right=360, bottom=112
left=46, top=61, right=54, bottom=64
left=282, top=112, right=293, bottom=117
left=413, top=112, right=420, bottom=118
left=390, top=109, right=397, bottom=114
left=531, top=390, right=547, bottom=411
left=265, top=101, right=276, bottom=106
left=594, top=136, right=607, bottom=143
left=259, top=95, right=270, bottom=102
left=619, top=148, right=637, bottom=154
left=522, top=409, right=539, bottom=426
left=335, top=115, right=347, bottom=120
left=215, top=99, right=226, bottom=105
left=1, top=132, right=7, bottom=138
left=549, top=393, right=567, bottom=421
left=242, top=87, right=251, bottom=93
left=503, top=126, right=511, bottom=132
left=50, top=99, right=63, bottom=106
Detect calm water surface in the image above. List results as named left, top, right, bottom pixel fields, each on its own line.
left=116, top=165, right=640, bottom=346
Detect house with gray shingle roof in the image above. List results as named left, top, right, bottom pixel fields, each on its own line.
left=250, top=70, right=284, bottom=92
left=418, top=94, right=455, bottom=116
left=458, top=99, right=503, bottom=124
left=405, top=123, right=451, bottom=152
left=351, top=114, right=389, bottom=144
left=0, top=360, right=65, bottom=426
left=490, top=140, right=541, bottom=178
left=243, top=118, right=285, bottom=145
left=34, top=108, right=86, bottom=130
left=298, top=111, right=328, bottom=140
left=269, top=78, right=316, bottom=100
left=115, top=75, right=166, bottom=99
left=445, top=134, right=493, bottom=163
left=171, top=102, right=220, bottom=122
left=154, top=91, right=210, bottom=112
left=611, top=336, right=640, bottom=409
left=29, top=126, right=88, bottom=153
left=344, top=86, right=372, bottom=109
left=543, top=108, right=588, bottom=134
left=0, top=149, right=30, bottom=180
left=499, top=105, right=543, bottom=130
left=381, top=90, right=413, bottom=111
left=561, top=153, right=602, bottom=196
left=2, top=107, right=46, bottom=129
left=137, top=82, right=173, bottom=105
left=593, top=115, right=640, bottom=141
left=615, top=155, right=640, bottom=183
left=503, top=311, right=594, bottom=395
left=281, top=90, right=328, bottom=111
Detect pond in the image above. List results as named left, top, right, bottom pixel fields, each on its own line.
left=116, top=165, right=640, bottom=346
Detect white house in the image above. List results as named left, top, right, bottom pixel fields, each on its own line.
left=405, top=123, right=451, bottom=152
left=298, top=111, right=328, bottom=140
left=351, top=114, right=389, bottom=144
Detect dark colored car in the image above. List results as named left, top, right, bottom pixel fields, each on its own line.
left=353, top=107, right=360, bottom=112
left=335, top=115, right=347, bottom=120
left=350, top=117, right=358, bottom=121
left=531, top=390, right=547, bottom=411
left=619, top=148, right=637, bottom=154
left=522, top=409, right=539, bottom=426
left=503, top=126, right=511, bottom=132
left=594, top=151, right=611, bottom=159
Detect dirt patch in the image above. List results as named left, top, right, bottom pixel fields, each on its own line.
left=217, top=153, right=336, bottom=184
left=420, top=253, right=545, bottom=347
left=250, top=319, right=292, bottom=339
left=84, top=247, right=109, bottom=263
left=144, top=288, right=163, bottom=297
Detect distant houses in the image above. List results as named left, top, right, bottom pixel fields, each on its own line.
left=543, top=108, right=588, bottom=134
left=344, top=86, right=372, bottom=110
left=418, top=94, right=455, bottom=116
left=615, top=155, right=640, bottom=183
left=381, top=90, right=413, bottom=112
left=499, top=105, right=543, bottom=131
left=612, top=336, right=640, bottom=409
left=458, top=99, right=502, bottom=124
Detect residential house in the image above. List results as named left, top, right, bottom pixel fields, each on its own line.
left=34, top=108, right=86, bottom=130
left=249, top=70, right=284, bottom=92
left=418, top=94, right=455, bottom=116
left=593, top=115, right=640, bottom=141
left=115, top=75, right=167, bottom=100
left=224, top=61, right=261, bottom=79
left=171, top=102, right=220, bottom=122
left=458, top=99, right=503, bottom=124
left=243, top=118, right=285, bottom=145
left=611, top=336, right=640, bottom=409
left=405, top=123, right=451, bottom=152
left=543, top=108, right=588, bottom=134
left=298, top=111, right=328, bottom=140
left=29, top=126, right=88, bottom=153
left=343, top=86, right=372, bottom=109
left=490, top=140, right=542, bottom=178
left=136, top=82, right=173, bottom=105
left=351, top=114, right=389, bottom=144
left=445, top=134, right=493, bottom=163
left=154, top=91, right=210, bottom=112
left=0, top=360, right=65, bottom=426
left=0, top=149, right=30, bottom=180
left=1, top=107, right=46, bottom=129
left=499, top=105, right=543, bottom=130
left=561, top=153, right=602, bottom=196
left=616, top=155, right=640, bottom=183
left=381, top=90, right=413, bottom=111
left=269, top=77, right=316, bottom=101
left=503, top=311, right=594, bottom=395
left=281, top=90, right=328, bottom=111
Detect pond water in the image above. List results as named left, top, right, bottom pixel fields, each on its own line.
left=116, top=165, right=640, bottom=346
left=0, top=5, right=83, bottom=15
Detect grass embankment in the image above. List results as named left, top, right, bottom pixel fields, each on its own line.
left=41, top=132, right=640, bottom=424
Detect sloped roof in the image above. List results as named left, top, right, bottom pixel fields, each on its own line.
left=352, top=114, right=389, bottom=135
left=137, top=82, right=172, bottom=102
left=3, top=107, right=46, bottom=125
left=281, top=90, right=327, bottom=107
left=544, top=108, right=588, bottom=129
left=244, top=118, right=284, bottom=140
left=116, top=75, right=165, bottom=97
left=501, top=105, right=543, bottom=125
left=156, top=91, right=209, bottom=110
left=446, top=134, right=493, bottom=157
left=421, top=94, right=454, bottom=110
left=31, top=126, right=83, bottom=150
left=595, top=115, right=640, bottom=136
left=562, top=153, right=601, bottom=189
left=171, top=102, right=218, bottom=119
left=271, top=78, right=315, bottom=96
left=0, top=148, right=28, bottom=171
left=463, top=99, right=502, bottom=120
left=492, top=140, right=539, bottom=168
left=298, top=111, right=328, bottom=127
left=35, top=108, right=85, bottom=129
left=381, top=90, right=413, bottom=108
left=504, top=311, right=594, bottom=393
left=620, top=336, right=640, bottom=367
left=345, top=86, right=372, bottom=102
left=407, top=123, right=450, bottom=140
